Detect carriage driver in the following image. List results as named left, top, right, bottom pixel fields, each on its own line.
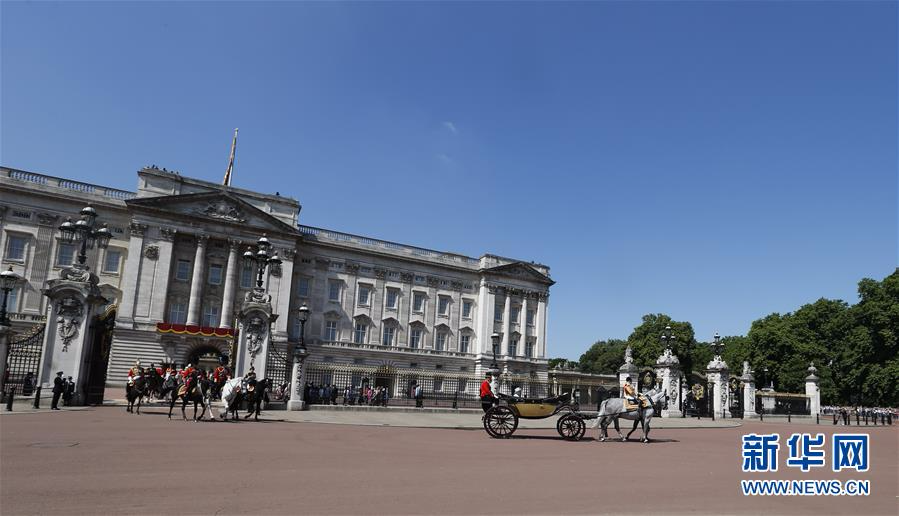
left=623, top=377, right=647, bottom=411
left=480, top=373, right=497, bottom=413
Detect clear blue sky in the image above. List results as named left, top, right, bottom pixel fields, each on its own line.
left=2, top=2, right=896, bottom=360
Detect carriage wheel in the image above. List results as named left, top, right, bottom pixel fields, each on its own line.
left=557, top=414, right=586, bottom=441
left=483, top=406, right=518, bottom=438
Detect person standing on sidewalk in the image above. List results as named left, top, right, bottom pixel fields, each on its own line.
left=63, top=376, right=75, bottom=406
left=51, top=371, right=64, bottom=410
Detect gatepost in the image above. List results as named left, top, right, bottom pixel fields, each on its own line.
left=654, top=347, right=682, bottom=418
left=805, top=362, right=820, bottom=416
left=0, top=324, right=11, bottom=396
left=234, top=287, right=277, bottom=379
left=618, top=345, right=640, bottom=397
left=37, top=264, right=108, bottom=405
left=740, top=361, right=758, bottom=419
left=706, top=354, right=728, bottom=419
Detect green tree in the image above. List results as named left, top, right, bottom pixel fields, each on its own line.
left=626, top=314, right=700, bottom=376
left=578, top=339, right=627, bottom=374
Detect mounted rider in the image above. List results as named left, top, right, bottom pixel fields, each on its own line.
left=623, top=376, right=648, bottom=411
left=127, top=360, right=142, bottom=385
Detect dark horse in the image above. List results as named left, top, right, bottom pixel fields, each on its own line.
left=126, top=376, right=147, bottom=414
left=243, top=378, right=272, bottom=421
left=168, top=372, right=208, bottom=421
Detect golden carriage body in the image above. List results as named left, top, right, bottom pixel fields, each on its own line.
left=482, top=392, right=588, bottom=441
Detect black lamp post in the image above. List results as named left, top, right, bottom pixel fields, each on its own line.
left=661, top=324, right=674, bottom=351
left=712, top=332, right=723, bottom=360
left=0, top=267, right=22, bottom=326
left=243, top=234, right=282, bottom=290
left=490, top=332, right=500, bottom=373
left=296, top=303, right=309, bottom=355
left=58, top=205, right=112, bottom=266
left=291, top=303, right=310, bottom=402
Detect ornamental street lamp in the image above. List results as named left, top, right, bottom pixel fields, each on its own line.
left=289, top=303, right=310, bottom=408
left=58, top=205, right=112, bottom=266
left=296, top=303, right=309, bottom=356
left=490, top=332, right=501, bottom=373
left=712, top=331, right=723, bottom=360
left=660, top=324, right=674, bottom=351
left=243, top=234, right=282, bottom=290
left=0, top=267, right=22, bottom=326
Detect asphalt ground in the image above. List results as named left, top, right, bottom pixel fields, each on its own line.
left=1, top=407, right=896, bottom=515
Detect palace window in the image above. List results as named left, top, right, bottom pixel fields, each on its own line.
left=324, top=320, right=338, bottom=341
left=457, top=378, right=468, bottom=392
left=5, top=288, right=19, bottom=313
left=410, top=328, right=422, bottom=348
left=434, top=378, right=443, bottom=392
left=382, top=325, right=395, bottom=346
left=175, top=260, right=192, bottom=282
left=462, top=300, right=473, bottom=319
left=169, top=302, right=187, bottom=324
left=358, top=285, right=371, bottom=306
left=385, top=288, right=399, bottom=310
left=354, top=322, right=367, bottom=344
left=56, top=243, right=76, bottom=267
left=240, top=263, right=255, bottom=288
left=510, top=306, right=520, bottom=324
left=509, top=336, right=519, bottom=356
left=438, top=296, right=450, bottom=316
left=494, top=303, right=503, bottom=322
left=525, top=340, right=535, bottom=358
left=103, top=249, right=122, bottom=274
left=460, top=334, right=470, bottom=354
left=202, top=305, right=220, bottom=328
left=328, top=280, right=341, bottom=302
left=297, top=277, right=310, bottom=297
left=527, top=309, right=535, bottom=326
left=412, top=292, right=425, bottom=313
left=5, top=235, right=27, bottom=262
left=207, top=264, right=223, bottom=285
left=435, top=331, right=447, bottom=351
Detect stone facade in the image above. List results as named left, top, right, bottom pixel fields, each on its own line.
left=0, top=166, right=553, bottom=389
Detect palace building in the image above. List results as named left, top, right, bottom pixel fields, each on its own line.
left=0, top=165, right=553, bottom=397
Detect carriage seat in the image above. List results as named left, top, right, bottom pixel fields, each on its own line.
left=509, top=392, right=571, bottom=405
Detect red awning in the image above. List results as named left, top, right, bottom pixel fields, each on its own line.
left=156, top=323, right=236, bottom=338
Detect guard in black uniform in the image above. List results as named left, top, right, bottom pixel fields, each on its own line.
left=51, top=371, right=64, bottom=410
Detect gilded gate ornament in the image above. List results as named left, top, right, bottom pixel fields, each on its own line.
left=56, top=296, right=84, bottom=352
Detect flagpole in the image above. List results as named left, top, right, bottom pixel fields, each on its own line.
left=223, top=128, right=238, bottom=186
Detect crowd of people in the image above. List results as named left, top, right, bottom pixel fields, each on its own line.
left=304, top=383, right=392, bottom=407
left=821, top=405, right=895, bottom=425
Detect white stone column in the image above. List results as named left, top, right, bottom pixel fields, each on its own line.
left=521, top=295, right=529, bottom=355
left=219, top=239, right=241, bottom=329
left=805, top=362, right=820, bottom=415
left=741, top=362, right=758, bottom=419
left=501, top=290, right=511, bottom=355
left=535, top=296, right=547, bottom=358
left=148, top=228, right=176, bottom=322
left=185, top=234, right=208, bottom=326
left=117, top=222, right=146, bottom=324
left=655, top=348, right=682, bottom=417
left=287, top=348, right=307, bottom=411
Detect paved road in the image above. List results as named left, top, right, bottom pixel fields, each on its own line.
left=1, top=407, right=896, bottom=515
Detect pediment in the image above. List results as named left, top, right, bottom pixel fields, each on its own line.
left=127, top=191, right=297, bottom=235
left=482, top=262, right=554, bottom=286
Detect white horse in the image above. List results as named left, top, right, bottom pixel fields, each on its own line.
left=593, top=388, right=668, bottom=443
left=219, top=378, right=243, bottom=421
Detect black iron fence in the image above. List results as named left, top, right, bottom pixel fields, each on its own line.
left=300, top=364, right=617, bottom=409
left=3, top=325, right=44, bottom=399
left=756, top=394, right=810, bottom=415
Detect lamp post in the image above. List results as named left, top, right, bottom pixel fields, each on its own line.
left=288, top=303, right=309, bottom=410
left=490, top=332, right=500, bottom=373
left=243, top=234, right=282, bottom=291
left=661, top=324, right=674, bottom=352
left=0, top=267, right=21, bottom=326
left=0, top=266, right=22, bottom=398
left=58, top=205, right=112, bottom=266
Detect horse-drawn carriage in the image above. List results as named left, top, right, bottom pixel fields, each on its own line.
left=482, top=392, right=591, bottom=441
